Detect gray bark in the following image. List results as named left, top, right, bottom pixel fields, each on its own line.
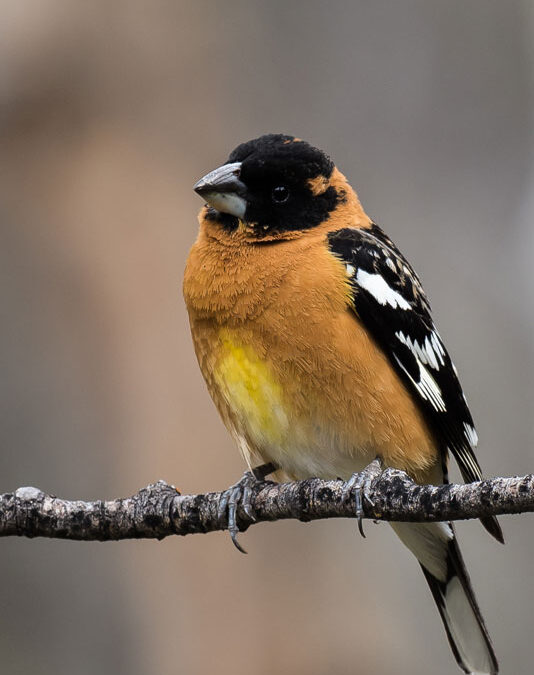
left=0, top=469, right=532, bottom=541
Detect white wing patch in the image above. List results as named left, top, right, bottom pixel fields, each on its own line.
left=396, top=330, right=445, bottom=370
left=430, top=330, right=446, bottom=364
left=394, top=353, right=447, bottom=413
left=449, top=444, right=482, bottom=479
left=356, top=269, right=411, bottom=310
left=463, top=422, right=479, bottom=447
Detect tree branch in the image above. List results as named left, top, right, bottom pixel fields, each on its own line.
left=0, top=469, right=532, bottom=542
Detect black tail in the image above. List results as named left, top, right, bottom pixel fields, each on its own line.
left=422, top=531, right=498, bottom=674
left=391, top=521, right=498, bottom=674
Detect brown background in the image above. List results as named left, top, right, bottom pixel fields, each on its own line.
left=0, top=2, right=533, bottom=674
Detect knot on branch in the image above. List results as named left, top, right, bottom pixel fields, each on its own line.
left=133, top=480, right=181, bottom=539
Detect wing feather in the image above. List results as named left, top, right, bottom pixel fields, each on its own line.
left=327, top=224, right=502, bottom=542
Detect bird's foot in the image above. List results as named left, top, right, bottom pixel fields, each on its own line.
left=218, top=462, right=276, bottom=554
left=342, top=457, right=383, bottom=538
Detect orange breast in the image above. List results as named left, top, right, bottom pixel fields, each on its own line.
left=184, top=216, right=439, bottom=483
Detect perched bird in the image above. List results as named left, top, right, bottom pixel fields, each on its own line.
left=184, top=134, right=503, bottom=674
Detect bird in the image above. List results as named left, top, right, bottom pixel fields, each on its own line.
left=184, top=134, right=503, bottom=674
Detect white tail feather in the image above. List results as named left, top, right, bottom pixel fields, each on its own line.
left=390, top=522, right=498, bottom=674
left=444, top=576, right=495, bottom=674
left=391, top=521, right=452, bottom=580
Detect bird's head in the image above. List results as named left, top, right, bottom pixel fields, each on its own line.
left=194, top=134, right=360, bottom=240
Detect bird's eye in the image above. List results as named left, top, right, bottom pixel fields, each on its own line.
left=271, top=186, right=290, bottom=203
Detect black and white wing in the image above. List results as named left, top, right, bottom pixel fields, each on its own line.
left=328, top=224, right=502, bottom=542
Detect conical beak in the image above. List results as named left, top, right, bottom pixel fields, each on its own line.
left=193, top=161, right=247, bottom=218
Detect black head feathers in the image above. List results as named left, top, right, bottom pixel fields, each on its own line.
left=228, top=134, right=334, bottom=183
left=225, top=134, right=340, bottom=234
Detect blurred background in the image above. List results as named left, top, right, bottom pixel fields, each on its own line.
left=0, top=1, right=532, bottom=674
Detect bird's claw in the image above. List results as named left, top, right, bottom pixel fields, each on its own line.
left=342, top=458, right=383, bottom=538
left=218, top=463, right=276, bottom=554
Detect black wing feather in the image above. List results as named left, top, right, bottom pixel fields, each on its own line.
left=328, top=224, right=502, bottom=543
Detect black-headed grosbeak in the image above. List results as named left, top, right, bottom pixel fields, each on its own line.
left=184, top=134, right=503, bottom=675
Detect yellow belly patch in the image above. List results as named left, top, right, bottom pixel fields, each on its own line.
left=214, top=331, right=289, bottom=447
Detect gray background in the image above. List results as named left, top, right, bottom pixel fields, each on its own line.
left=0, top=2, right=532, bottom=674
